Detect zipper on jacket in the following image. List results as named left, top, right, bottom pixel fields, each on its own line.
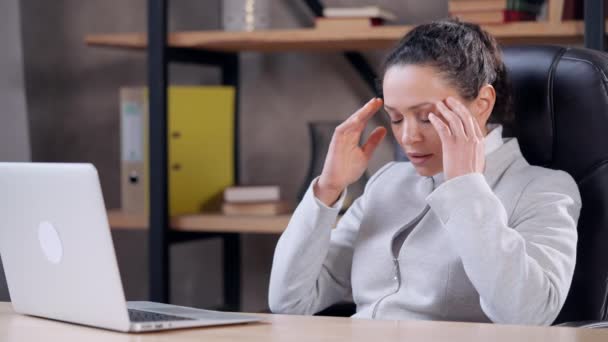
left=371, top=178, right=434, bottom=319
left=371, top=205, right=431, bottom=319
left=371, top=258, right=401, bottom=319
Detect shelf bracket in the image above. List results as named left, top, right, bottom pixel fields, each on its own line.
left=168, top=48, right=236, bottom=66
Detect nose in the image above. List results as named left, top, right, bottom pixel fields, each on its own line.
left=401, top=121, right=423, bottom=145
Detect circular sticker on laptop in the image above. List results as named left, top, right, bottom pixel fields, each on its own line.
left=38, top=221, right=63, bottom=264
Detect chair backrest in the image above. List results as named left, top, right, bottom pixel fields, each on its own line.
left=501, top=45, right=608, bottom=324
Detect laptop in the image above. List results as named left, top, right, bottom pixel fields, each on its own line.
left=0, top=162, right=261, bottom=332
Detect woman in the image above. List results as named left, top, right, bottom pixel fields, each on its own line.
left=268, top=19, right=581, bottom=325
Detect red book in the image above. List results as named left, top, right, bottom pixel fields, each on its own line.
left=562, top=0, right=608, bottom=20
left=504, top=10, right=537, bottom=22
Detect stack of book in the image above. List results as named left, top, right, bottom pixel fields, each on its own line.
left=449, top=0, right=544, bottom=24
left=222, top=185, right=292, bottom=216
left=449, top=0, right=507, bottom=24
left=315, top=6, right=397, bottom=30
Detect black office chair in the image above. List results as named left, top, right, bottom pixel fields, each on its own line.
left=502, top=45, right=608, bottom=327
left=317, top=45, right=608, bottom=328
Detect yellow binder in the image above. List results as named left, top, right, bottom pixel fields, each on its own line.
left=120, top=86, right=235, bottom=216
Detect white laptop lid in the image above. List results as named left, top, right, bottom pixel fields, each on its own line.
left=0, top=163, right=131, bottom=331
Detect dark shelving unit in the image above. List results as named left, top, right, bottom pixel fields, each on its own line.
left=145, top=0, right=378, bottom=310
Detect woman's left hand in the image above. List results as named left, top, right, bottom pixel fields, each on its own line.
left=428, top=97, right=485, bottom=181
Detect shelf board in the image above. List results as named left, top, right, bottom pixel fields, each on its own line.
left=107, top=209, right=147, bottom=230
left=85, top=21, right=603, bottom=52
left=107, top=209, right=291, bottom=234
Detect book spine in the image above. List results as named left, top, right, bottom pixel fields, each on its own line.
left=120, top=87, right=147, bottom=215
left=224, top=190, right=280, bottom=203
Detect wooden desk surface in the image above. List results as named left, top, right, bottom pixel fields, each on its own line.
left=1, top=302, right=607, bottom=341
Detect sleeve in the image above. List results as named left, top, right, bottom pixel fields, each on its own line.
left=268, top=162, right=394, bottom=315
left=425, top=171, right=581, bottom=325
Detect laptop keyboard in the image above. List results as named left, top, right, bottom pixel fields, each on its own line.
left=128, top=309, right=194, bottom=322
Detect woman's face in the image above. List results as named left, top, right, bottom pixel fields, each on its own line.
left=382, top=64, right=483, bottom=177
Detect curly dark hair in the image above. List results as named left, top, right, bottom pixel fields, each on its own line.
left=381, top=18, right=513, bottom=124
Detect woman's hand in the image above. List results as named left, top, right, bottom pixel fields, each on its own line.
left=428, top=97, right=485, bottom=181
left=315, top=98, right=387, bottom=206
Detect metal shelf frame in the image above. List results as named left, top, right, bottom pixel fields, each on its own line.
left=147, top=0, right=241, bottom=310
left=585, top=0, right=605, bottom=50
left=146, top=0, right=379, bottom=311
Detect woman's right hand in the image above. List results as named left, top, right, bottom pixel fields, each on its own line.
left=314, top=98, right=387, bottom=206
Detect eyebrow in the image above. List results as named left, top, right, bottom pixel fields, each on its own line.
left=384, top=102, right=433, bottom=113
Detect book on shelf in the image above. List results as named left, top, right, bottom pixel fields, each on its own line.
left=448, top=0, right=507, bottom=13
left=503, top=10, right=536, bottom=22
left=322, top=6, right=397, bottom=21
left=315, top=17, right=385, bottom=30
left=452, top=10, right=505, bottom=24
left=562, top=0, right=580, bottom=20
left=449, top=0, right=539, bottom=24
left=449, top=0, right=506, bottom=24
left=223, top=185, right=281, bottom=203
left=562, top=0, right=608, bottom=20
left=221, top=200, right=293, bottom=216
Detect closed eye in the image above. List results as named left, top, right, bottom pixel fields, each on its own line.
left=418, top=112, right=431, bottom=123
left=384, top=108, right=403, bottom=125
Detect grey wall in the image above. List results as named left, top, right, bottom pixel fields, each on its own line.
left=0, top=0, right=32, bottom=301
left=13, top=0, right=447, bottom=312
left=0, top=0, right=31, bottom=163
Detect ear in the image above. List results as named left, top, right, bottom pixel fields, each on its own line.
left=472, top=84, right=496, bottom=125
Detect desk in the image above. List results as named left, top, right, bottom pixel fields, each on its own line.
left=1, top=303, right=607, bottom=342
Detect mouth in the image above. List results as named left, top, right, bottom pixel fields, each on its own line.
left=406, top=153, right=433, bottom=166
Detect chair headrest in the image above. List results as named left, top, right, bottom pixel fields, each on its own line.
left=502, top=45, right=608, bottom=180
